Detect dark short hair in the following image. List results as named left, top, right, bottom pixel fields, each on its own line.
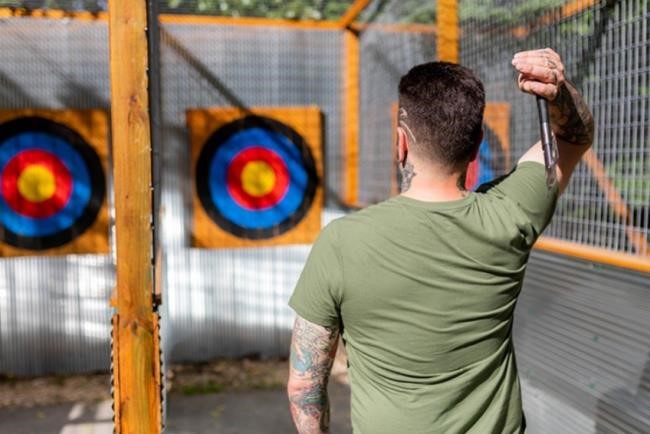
left=398, top=62, right=485, bottom=169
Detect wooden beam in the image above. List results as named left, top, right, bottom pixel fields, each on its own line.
left=159, top=14, right=340, bottom=29
left=437, top=0, right=459, bottom=63
left=534, top=237, right=650, bottom=274
left=108, top=0, right=161, bottom=432
left=0, top=7, right=107, bottom=20
left=349, top=22, right=437, bottom=34
left=339, top=0, right=373, bottom=29
left=342, top=29, right=360, bottom=207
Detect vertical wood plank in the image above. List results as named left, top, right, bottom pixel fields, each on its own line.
left=108, top=0, right=161, bottom=432
left=342, top=29, right=360, bottom=206
left=437, top=0, right=459, bottom=63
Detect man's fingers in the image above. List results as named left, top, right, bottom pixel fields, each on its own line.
left=518, top=78, right=558, bottom=100
left=512, top=56, right=565, bottom=75
left=513, top=62, right=560, bottom=84
left=513, top=48, right=561, bottom=61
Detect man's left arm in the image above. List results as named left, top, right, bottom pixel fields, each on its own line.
left=288, top=315, right=340, bottom=434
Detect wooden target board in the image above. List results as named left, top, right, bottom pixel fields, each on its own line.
left=0, top=109, right=109, bottom=257
left=188, top=106, right=323, bottom=248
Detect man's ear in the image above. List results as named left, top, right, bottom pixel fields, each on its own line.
left=469, top=128, right=484, bottom=162
left=396, top=126, right=409, bottom=167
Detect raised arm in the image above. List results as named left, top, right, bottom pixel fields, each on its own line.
left=512, top=48, right=595, bottom=193
left=288, top=315, right=340, bottom=434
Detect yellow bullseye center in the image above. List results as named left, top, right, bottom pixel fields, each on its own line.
left=17, top=165, right=56, bottom=202
left=241, top=161, right=276, bottom=197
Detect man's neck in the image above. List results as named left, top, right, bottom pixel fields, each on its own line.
left=399, top=160, right=468, bottom=202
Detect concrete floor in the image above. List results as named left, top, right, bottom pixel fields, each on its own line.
left=0, top=383, right=352, bottom=434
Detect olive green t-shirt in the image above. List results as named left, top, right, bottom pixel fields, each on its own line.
left=289, top=162, right=558, bottom=434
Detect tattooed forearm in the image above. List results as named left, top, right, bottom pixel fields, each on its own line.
left=288, top=317, right=340, bottom=434
left=400, top=160, right=416, bottom=192
left=549, top=79, right=594, bottom=146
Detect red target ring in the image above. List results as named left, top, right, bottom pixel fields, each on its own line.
left=226, top=146, right=290, bottom=211
left=1, top=149, right=73, bottom=219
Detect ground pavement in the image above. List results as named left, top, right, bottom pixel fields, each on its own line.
left=0, top=382, right=352, bottom=434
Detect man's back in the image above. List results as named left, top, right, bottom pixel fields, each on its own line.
left=287, top=51, right=593, bottom=434
left=290, top=162, right=558, bottom=433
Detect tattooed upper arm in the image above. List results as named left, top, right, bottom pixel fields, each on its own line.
left=288, top=316, right=340, bottom=433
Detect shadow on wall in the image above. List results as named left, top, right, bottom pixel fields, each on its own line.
left=594, top=352, right=650, bottom=433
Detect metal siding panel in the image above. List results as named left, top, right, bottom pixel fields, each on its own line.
left=0, top=18, right=113, bottom=376
left=516, top=251, right=650, bottom=433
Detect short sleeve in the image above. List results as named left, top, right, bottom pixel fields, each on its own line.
left=477, top=161, right=559, bottom=236
left=289, top=223, right=343, bottom=328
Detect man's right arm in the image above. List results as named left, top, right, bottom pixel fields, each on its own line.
left=512, top=48, right=595, bottom=194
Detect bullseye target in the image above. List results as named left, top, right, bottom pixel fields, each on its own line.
left=466, top=103, right=511, bottom=191
left=189, top=107, right=323, bottom=248
left=0, top=110, right=109, bottom=256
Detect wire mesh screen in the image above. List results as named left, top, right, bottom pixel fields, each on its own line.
left=461, top=0, right=650, bottom=256
left=359, top=28, right=436, bottom=204
left=0, top=16, right=113, bottom=375
left=157, top=22, right=343, bottom=361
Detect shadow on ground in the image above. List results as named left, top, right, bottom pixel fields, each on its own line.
left=166, top=382, right=351, bottom=434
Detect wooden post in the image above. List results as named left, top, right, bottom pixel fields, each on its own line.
left=437, top=0, right=459, bottom=63
left=342, top=29, right=360, bottom=207
left=108, top=0, right=162, bottom=432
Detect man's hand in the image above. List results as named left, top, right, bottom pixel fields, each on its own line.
left=511, top=48, right=595, bottom=194
left=287, top=316, right=340, bottom=434
left=512, top=48, right=566, bottom=100
left=512, top=48, right=594, bottom=147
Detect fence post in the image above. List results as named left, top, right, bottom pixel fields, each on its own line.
left=437, top=0, right=459, bottom=63
left=108, top=0, right=162, bottom=432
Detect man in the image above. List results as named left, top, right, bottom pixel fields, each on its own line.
left=287, top=49, right=594, bottom=433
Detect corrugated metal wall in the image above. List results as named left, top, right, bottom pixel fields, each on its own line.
left=0, top=17, right=113, bottom=376
left=517, top=251, right=650, bottom=433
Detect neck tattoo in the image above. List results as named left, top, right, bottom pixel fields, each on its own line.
left=400, top=160, right=416, bottom=192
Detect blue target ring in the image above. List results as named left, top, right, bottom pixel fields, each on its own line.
left=196, top=116, right=318, bottom=239
left=0, top=117, right=106, bottom=250
left=0, top=132, right=92, bottom=237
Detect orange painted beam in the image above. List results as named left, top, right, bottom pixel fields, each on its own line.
left=159, top=13, right=340, bottom=29
left=581, top=149, right=648, bottom=256
left=350, top=22, right=437, bottom=34
left=512, top=0, right=598, bottom=38
left=0, top=6, right=439, bottom=34
left=535, top=237, right=650, bottom=274
left=342, top=29, right=360, bottom=207
left=437, top=0, right=459, bottom=63
left=339, top=0, right=373, bottom=28
left=0, top=7, right=107, bottom=20
left=0, top=7, right=341, bottom=30
left=108, top=0, right=161, bottom=432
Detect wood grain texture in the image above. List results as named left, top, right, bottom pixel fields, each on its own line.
left=342, top=29, right=360, bottom=207
left=436, top=0, right=459, bottom=63
left=188, top=106, right=323, bottom=248
left=108, top=0, right=161, bottom=432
